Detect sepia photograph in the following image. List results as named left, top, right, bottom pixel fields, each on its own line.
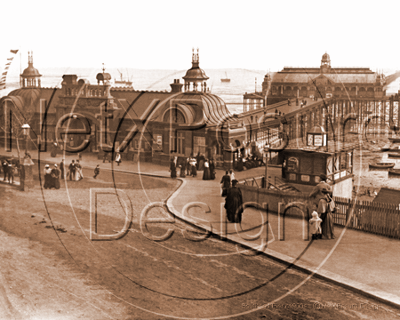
left=1, top=0, right=400, bottom=319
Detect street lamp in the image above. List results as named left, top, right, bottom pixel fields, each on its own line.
left=21, top=124, right=34, bottom=190
left=22, top=123, right=30, bottom=154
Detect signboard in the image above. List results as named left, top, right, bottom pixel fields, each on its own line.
left=340, top=170, right=346, bottom=178
left=156, top=134, right=162, bottom=146
left=314, top=135, right=323, bottom=146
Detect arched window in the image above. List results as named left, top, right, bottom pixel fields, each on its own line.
left=359, top=87, right=366, bottom=92
left=164, top=109, right=186, bottom=124
left=367, top=87, right=374, bottom=92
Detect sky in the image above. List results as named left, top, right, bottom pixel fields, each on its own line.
left=2, top=0, right=400, bottom=72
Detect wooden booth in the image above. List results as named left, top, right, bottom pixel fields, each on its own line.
left=281, top=148, right=354, bottom=198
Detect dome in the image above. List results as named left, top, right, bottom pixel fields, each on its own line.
left=321, top=53, right=331, bottom=64
left=8, top=88, right=41, bottom=106
left=21, top=63, right=41, bottom=78
left=183, top=66, right=209, bottom=81
left=169, top=92, right=233, bottom=125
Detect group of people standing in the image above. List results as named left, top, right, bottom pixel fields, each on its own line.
left=67, top=159, right=83, bottom=181
left=170, top=155, right=216, bottom=180
left=309, top=174, right=335, bottom=240
left=43, top=164, right=61, bottom=189
left=1, top=158, right=18, bottom=184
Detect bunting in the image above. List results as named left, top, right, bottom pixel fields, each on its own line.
left=0, top=49, right=19, bottom=90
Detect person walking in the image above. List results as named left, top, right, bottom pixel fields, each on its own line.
left=190, top=157, right=197, bottom=177
left=75, top=160, right=83, bottom=181
left=2, top=160, right=8, bottom=182
left=220, top=171, right=231, bottom=197
left=202, top=159, right=210, bottom=180
left=170, top=157, right=177, bottom=178
left=224, top=179, right=243, bottom=223
left=68, top=160, right=75, bottom=181
left=51, top=164, right=60, bottom=189
left=7, top=164, right=14, bottom=184
left=209, top=159, right=215, bottom=180
left=229, top=169, right=236, bottom=182
left=93, top=165, right=100, bottom=179
left=60, top=159, right=65, bottom=180
left=180, top=158, right=186, bottom=178
left=186, top=157, right=191, bottom=176
left=44, top=164, right=52, bottom=189
left=318, top=187, right=335, bottom=240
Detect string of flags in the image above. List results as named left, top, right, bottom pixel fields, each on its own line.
left=0, top=49, right=19, bottom=90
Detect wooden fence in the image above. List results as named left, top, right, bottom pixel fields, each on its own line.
left=238, top=184, right=400, bottom=239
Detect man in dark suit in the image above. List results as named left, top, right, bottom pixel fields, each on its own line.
left=220, top=171, right=231, bottom=197
left=69, top=160, right=75, bottom=181
left=60, top=159, right=65, bottom=179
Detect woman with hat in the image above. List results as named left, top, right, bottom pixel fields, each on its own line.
left=318, top=187, right=335, bottom=239
left=51, top=164, right=61, bottom=189
left=309, top=174, right=332, bottom=211
left=44, top=164, right=52, bottom=189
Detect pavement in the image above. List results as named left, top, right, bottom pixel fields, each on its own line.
left=1, top=148, right=400, bottom=309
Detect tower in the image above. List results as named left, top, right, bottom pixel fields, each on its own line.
left=320, top=52, right=331, bottom=74
left=20, top=51, right=42, bottom=88
left=182, top=48, right=209, bottom=93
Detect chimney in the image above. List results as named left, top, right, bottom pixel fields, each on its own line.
left=170, top=79, right=183, bottom=93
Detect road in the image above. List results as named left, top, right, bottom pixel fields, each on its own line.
left=0, top=165, right=399, bottom=319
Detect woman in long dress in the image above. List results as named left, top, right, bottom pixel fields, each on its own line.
left=170, top=158, right=177, bottom=178
left=224, top=180, right=243, bottom=223
left=317, top=188, right=335, bottom=239
left=202, top=159, right=210, bottom=180
left=180, top=158, right=186, bottom=178
left=75, top=160, right=83, bottom=181
left=209, top=159, right=215, bottom=180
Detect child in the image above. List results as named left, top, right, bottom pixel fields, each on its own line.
left=309, top=211, right=322, bottom=240
left=93, top=165, right=100, bottom=179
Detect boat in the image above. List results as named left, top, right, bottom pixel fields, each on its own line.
left=389, top=137, right=400, bottom=143
left=369, top=162, right=395, bottom=169
left=388, top=153, right=400, bottom=158
left=381, top=144, right=391, bottom=151
left=115, top=69, right=133, bottom=86
left=388, top=168, right=400, bottom=177
left=221, top=72, right=230, bottom=83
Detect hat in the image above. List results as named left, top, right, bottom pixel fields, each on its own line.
left=312, top=211, right=319, bottom=218
left=319, top=174, right=327, bottom=181
left=45, top=164, right=50, bottom=167
left=54, top=164, right=58, bottom=167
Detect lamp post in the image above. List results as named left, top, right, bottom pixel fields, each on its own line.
left=22, top=124, right=30, bottom=154
left=21, top=124, right=34, bottom=191
left=264, top=143, right=270, bottom=188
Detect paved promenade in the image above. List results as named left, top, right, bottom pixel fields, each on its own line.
left=1, top=148, right=400, bottom=308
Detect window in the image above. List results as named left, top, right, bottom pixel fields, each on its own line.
left=170, top=132, right=185, bottom=154
left=193, top=136, right=206, bottom=155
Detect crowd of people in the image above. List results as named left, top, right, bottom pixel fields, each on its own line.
left=169, top=153, right=216, bottom=181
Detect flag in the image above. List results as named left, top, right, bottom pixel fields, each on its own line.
left=6, top=62, right=11, bottom=65
left=2, top=72, right=7, bottom=75
left=7, top=58, right=13, bottom=61
left=10, top=49, right=18, bottom=54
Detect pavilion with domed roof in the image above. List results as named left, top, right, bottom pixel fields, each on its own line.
left=0, top=49, right=247, bottom=168
left=244, top=52, right=391, bottom=107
